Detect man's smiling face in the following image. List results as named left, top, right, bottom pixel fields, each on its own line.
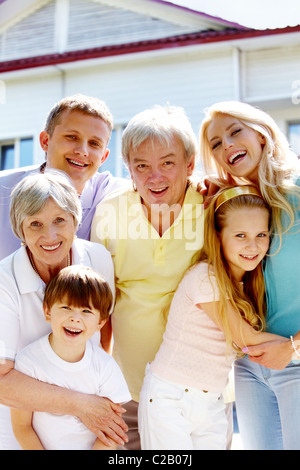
left=128, top=135, right=195, bottom=213
left=40, top=109, right=110, bottom=194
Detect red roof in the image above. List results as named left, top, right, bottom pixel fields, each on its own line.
left=1, top=24, right=299, bottom=73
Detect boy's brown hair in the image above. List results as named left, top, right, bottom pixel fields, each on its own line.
left=43, top=265, right=113, bottom=321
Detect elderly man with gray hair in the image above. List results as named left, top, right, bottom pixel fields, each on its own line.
left=91, top=105, right=204, bottom=449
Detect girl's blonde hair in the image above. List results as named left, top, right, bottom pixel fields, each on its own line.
left=198, top=185, right=271, bottom=352
left=199, top=101, right=300, bottom=246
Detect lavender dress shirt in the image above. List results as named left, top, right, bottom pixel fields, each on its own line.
left=0, top=164, right=129, bottom=260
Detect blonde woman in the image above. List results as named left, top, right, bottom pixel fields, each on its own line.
left=199, top=101, right=300, bottom=450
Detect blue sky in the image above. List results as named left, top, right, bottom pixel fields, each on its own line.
left=170, top=0, right=300, bottom=29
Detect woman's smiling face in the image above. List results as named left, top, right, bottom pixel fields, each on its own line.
left=207, top=114, right=265, bottom=183
left=22, top=197, right=75, bottom=272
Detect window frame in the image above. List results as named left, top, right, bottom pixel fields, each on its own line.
left=0, top=136, right=34, bottom=170
left=99, top=124, right=129, bottom=178
left=288, top=121, right=300, bottom=157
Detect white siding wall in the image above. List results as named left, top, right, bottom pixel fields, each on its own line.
left=63, top=48, right=236, bottom=131
left=242, top=44, right=300, bottom=102
left=0, top=70, right=64, bottom=163
left=0, top=48, right=236, bottom=170
left=0, top=72, right=63, bottom=136
left=0, top=44, right=299, bottom=170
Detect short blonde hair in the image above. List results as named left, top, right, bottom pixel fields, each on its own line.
left=10, top=170, right=82, bottom=242
left=44, top=94, right=113, bottom=140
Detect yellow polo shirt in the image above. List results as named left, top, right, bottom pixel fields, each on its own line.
left=91, top=185, right=204, bottom=401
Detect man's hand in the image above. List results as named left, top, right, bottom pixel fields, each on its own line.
left=243, top=338, right=293, bottom=370
left=196, top=178, right=220, bottom=209
left=197, top=175, right=239, bottom=208
left=77, top=395, right=128, bottom=447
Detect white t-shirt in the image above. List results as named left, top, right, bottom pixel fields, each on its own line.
left=0, top=238, right=114, bottom=360
left=15, top=335, right=131, bottom=450
left=0, top=238, right=115, bottom=450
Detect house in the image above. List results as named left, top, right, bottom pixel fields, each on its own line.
left=0, top=0, right=300, bottom=176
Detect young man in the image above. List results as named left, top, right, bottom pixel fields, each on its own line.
left=91, top=105, right=204, bottom=448
left=0, top=94, right=129, bottom=260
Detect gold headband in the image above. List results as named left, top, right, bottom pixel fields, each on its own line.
left=214, top=186, right=262, bottom=213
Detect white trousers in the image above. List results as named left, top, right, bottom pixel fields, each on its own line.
left=138, top=368, right=228, bottom=450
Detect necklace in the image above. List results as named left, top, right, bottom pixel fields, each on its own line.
left=28, top=250, right=71, bottom=276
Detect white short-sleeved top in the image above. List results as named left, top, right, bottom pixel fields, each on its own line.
left=150, top=262, right=234, bottom=393
left=15, top=335, right=131, bottom=450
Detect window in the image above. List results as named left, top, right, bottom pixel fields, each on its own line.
left=0, top=131, right=131, bottom=175
left=19, top=138, right=34, bottom=167
left=99, top=125, right=129, bottom=178
left=289, top=123, right=300, bottom=157
left=0, top=138, right=34, bottom=170
left=0, top=144, right=14, bottom=170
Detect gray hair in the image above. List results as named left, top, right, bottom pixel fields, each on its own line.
left=10, top=170, right=82, bottom=241
left=121, top=105, right=198, bottom=165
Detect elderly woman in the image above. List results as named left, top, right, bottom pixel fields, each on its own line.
left=0, top=170, right=128, bottom=450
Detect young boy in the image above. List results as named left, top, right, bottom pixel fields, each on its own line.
left=10, top=266, right=131, bottom=450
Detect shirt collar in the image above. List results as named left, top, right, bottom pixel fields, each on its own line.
left=126, top=185, right=203, bottom=238
left=13, top=246, right=44, bottom=294
left=12, top=239, right=88, bottom=295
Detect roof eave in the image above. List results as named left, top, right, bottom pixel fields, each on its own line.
left=0, top=24, right=299, bottom=73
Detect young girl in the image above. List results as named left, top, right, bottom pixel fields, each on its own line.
left=200, top=101, right=300, bottom=450
left=138, top=185, right=285, bottom=450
